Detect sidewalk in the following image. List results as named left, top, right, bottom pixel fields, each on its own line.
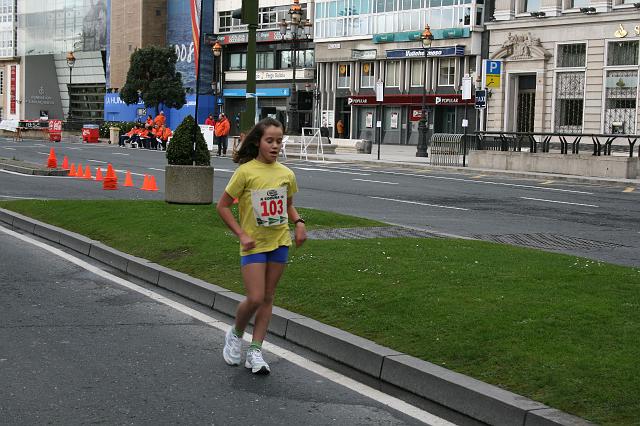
left=322, top=143, right=640, bottom=186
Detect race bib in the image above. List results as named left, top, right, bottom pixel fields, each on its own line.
left=251, top=186, right=288, bottom=227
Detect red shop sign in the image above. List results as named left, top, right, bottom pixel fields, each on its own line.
left=347, top=93, right=474, bottom=106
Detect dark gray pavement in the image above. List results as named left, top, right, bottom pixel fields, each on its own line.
left=0, top=228, right=444, bottom=426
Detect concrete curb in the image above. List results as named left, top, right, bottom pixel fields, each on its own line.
left=0, top=161, right=68, bottom=176
left=328, top=157, right=640, bottom=187
left=0, top=207, right=594, bottom=426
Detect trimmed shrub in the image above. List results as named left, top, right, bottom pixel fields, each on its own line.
left=166, top=115, right=210, bottom=166
left=100, top=121, right=138, bottom=138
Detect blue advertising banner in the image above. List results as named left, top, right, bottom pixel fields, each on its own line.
left=385, top=46, right=465, bottom=58
left=223, top=88, right=291, bottom=97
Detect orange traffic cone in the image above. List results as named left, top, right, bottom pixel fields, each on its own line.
left=140, top=174, right=150, bottom=190
left=103, top=163, right=118, bottom=190
left=148, top=175, right=159, bottom=191
left=46, top=147, right=57, bottom=169
left=69, top=163, right=76, bottom=176
left=123, top=170, right=134, bottom=187
left=95, top=167, right=104, bottom=181
left=62, top=156, right=69, bottom=170
left=83, top=166, right=93, bottom=179
left=75, top=164, right=84, bottom=178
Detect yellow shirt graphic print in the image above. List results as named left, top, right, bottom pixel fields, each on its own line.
left=251, top=186, right=288, bottom=227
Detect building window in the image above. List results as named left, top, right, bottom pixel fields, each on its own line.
left=438, top=58, right=455, bottom=86
left=523, top=0, right=540, bottom=12
left=569, top=0, right=589, bottom=7
left=410, top=60, right=424, bottom=87
left=361, top=62, right=375, bottom=88
left=338, top=63, right=351, bottom=87
left=281, top=49, right=314, bottom=68
left=554, top=72, right=584, bottom=132
left=229, top=53, right=247, bottom=70
left=607, top=40, right=639, bottom=66
left=257, top=52, right=274, bottom=70
left=219, top=11, right=243, bottom=33
left=604, top=70, right=638, bottom=134
left=557, top=43, right=586, bottom=68
left=0, top=70, right=3, bottom=95
left=386, top=61, right=400, bottom=87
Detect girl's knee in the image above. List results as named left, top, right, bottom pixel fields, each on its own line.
left=262, top=293, right=275, bottom=305
left=245, top=294, right=264, bottom=308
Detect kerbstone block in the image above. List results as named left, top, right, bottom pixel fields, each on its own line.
left=59, top=231, right=93, bottom=255
left=89, top=243, right=129, bottom=272
left=157, top=269, right=222, bottom=307
left=381, top=354, right=547, bottom=425
left=126, top=258, right=161, bottom=285
left=12, top=216, right=36, bottom=233
left=286, top=317, right=402, bottom=377
left=268, top=306, right=305, bottom=337
left=525, top=409, right=596, bottom=426
left=212, top=291, right=244, bottom=317
left=0, top=208, right=14, bottom=226
left=33, top=223, right=62, bottom=244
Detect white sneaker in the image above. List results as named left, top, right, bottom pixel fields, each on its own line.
left=223, top=327, right=242, bottom=366
left=245, top=348, right=270, bottom=374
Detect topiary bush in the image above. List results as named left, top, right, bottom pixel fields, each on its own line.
left=166, top=115, right=210, bottom=166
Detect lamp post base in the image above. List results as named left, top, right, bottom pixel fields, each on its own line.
left=416, top=117, right=429, bottom=157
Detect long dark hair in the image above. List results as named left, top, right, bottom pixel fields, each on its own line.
left=233, top=117, right=284, bottom=164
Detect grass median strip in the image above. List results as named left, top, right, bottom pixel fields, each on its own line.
left=1, top=199, right=639, bottom=424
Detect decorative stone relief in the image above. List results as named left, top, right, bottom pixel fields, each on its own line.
left=491, top=32, right=550, bottom=60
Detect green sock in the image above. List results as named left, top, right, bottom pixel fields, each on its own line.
left=232, top=327, right=244, bottom=338
left=249, top=341, right=262, bottom=351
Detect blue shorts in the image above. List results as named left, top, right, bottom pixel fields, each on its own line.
left=241, top=246, right=289, bottom=266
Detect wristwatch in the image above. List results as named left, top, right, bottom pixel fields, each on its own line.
left=294, top=218, right=305, bottom=225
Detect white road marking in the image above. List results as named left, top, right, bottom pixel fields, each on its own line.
left=0, top=224, right=455, bottom=426
left=353, top=178, right=398, bottom=185
left=294, top=166, right=370, bottom=176
left=88, top=159, right=108, bottom=164
left=320, top=166, right=594, bottom=195
left=37, top=152, right=48, bottom=155
left=68, top=147, right=81, bottom=150
left=215, top=169, right=234, bottom=173
left=3, top=147, right=15, bottom=150
left=520, top=197, right=599, bottom=208
left=112, top=153, right=129, bottom=156
left=370, top=196, right=469, bottom=211
left=0, top=195, right=49, bottom=199
left=148, top=167, right=165, bottom=172
left=114, top=169, right=147, bottom=177
left=0, top=169, right=69, bottom=179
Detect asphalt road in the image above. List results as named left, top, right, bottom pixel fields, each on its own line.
left=1, top=227, right=470, bottom=426
left=1, top=137, right=639, bottom=267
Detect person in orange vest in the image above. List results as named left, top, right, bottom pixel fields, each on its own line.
left=157, top=124, right=173, bottom=151
left=154, top=111, right=166, bottom=127
left=205, top=113, right=216, bottom=126
left=119, top=125, right=139, bottom=147
left=215, top=112, right=231, bottom=156
left=336, top=119, right=345, bottom=138
left=145, top=115, right=154, bottom=129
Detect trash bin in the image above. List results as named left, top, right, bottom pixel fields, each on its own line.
left=356, top=139, right=372, bottom=154
left=109, top=127, right=120, bottom=145
left=48, top=119, right=62, bottom=142
left=82, top=124, right=100, bottom=143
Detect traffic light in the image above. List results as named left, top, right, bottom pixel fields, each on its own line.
left=231, top=0, right=257, bottom=25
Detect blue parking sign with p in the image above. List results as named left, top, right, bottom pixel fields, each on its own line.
left=485, top=60, right=501, bottom=76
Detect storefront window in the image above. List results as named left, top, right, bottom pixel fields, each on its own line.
left=438, top=58, right=455, bottom=86
left=338, top=63, right=351, bottom=87
left=410, top=60, right=424, bottom=87
left=604, top=70, right=638, bottom=134
left=386, top=61, right=400, bottom=87
left=257, top=52, right=274, bottom=70
left=361, top=62, right=375, bottom=88
left=229, top=53, right=247, bottom=70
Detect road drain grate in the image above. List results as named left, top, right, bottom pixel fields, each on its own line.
left=470, top=233, right=625, bottom=251
left=305, top=226, right=443, bottom=240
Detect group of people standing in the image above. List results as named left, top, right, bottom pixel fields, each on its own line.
left=118, top=111, right=173, bottom=150
left=204, top=113, right=231, bottom=157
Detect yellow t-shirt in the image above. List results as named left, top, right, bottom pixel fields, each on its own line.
left=225, top=159, right=299, bottom=255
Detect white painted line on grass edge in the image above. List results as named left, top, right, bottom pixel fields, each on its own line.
left=370, top=196, right=469, bottom=211
left=0, top=225, right=456, bottom=426
left=353, top=178, right=399, bottom=185
left=520, top=197, right=599, bottom=208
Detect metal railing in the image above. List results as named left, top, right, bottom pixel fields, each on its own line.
left=475, top=131, right=640, bottom=158
left=430, top=133, right=466, bottom=166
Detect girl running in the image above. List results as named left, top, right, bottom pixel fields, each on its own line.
left=216, top=118, right=307, bottom=374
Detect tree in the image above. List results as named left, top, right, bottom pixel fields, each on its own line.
left=166, top=115, right=210, bottom=166
left=120, top=46, right=186, bottom=111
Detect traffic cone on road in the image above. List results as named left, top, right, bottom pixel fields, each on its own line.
left=46, top=148, right=57, bottom=169
left=140, top=174, right=150, bottom=190
left=95, top=167, right=104, bottom=181
left=75, top=164, right=85, bottom=178
left=123, top=170, right=134, bottom=187
left=102, top=163, right=118, bottom=190
left=61, top=156, right=69, bottom=170
left=148, top=175, right=159, bottom=191
left=69, top=163, right=76, bottom=176
left=83, top=166, right=93, bottom=179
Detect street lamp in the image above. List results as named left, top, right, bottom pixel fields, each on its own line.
left=279, top=0, right=312, bottom=135
left=212, top=41, right=223, bottom=117
left=66, top=51, right=76, bottom=123
left=416, top=25, right=433, bottom=157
